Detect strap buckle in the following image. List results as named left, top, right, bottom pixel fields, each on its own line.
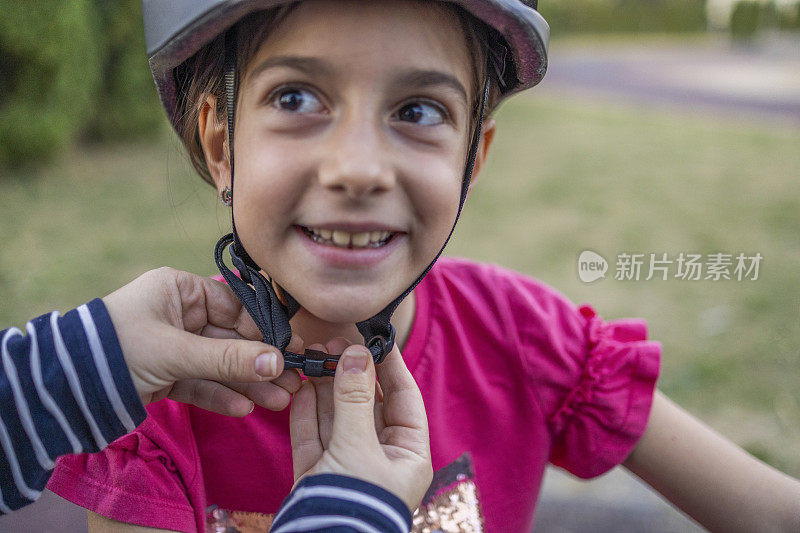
left=284, top=349, right=341, bottom=377
left=365, top=324, right=396, bottom=365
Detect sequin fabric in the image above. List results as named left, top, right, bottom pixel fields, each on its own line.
left=412, top=453, right=485, bottom=532
left=411, top=478, right=484, bottom=532
left=205, top=506, right=273, bottom=532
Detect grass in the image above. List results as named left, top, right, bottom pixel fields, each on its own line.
left=2, top=87, right=799, bottom=475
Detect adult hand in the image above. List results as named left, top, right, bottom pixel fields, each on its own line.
left=290, top=342, right=433, bottom=512
left=103, top=267, right=302, bottom=416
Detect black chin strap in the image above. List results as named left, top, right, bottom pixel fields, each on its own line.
left=215, top=26, right=488, bottom=376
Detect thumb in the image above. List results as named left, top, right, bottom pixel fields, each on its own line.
left=330, top=345, right=379, bottom=448
left=170, top=330, right=284, bottom=383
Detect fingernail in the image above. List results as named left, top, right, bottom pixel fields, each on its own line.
left=248, top=402, right=255, bottom=414
left=342, top=346, right=369, bottom=374
left=255, top=352, right=278, bottom=377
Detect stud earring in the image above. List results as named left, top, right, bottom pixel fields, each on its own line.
left=220, top=187, right=233, bottom=206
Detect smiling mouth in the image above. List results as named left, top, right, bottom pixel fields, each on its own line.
left=300, top=226, right=397, bottom=249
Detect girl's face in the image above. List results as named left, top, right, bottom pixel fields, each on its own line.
left=203, top=0, right=495, bottom=324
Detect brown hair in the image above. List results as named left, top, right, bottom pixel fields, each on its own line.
left=174, top=2, right=502, bottom=186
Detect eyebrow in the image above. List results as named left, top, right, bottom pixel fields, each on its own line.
left=246, top=55, right=468, bottom=104
left=392, top=69, right=468, bottom=104
left=247, top=55, right=334, bottom=83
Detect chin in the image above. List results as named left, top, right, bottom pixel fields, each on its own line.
left=290, top=288, right=395, bottom=325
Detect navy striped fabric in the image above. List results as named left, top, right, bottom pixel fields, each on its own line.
left=0, top=299, right=147, bottom=513
left=272, top=474, right=413, bottom=533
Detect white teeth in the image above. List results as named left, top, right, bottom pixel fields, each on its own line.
left=331, top=231, right=350, bottom=246
left=305, top=227, right=394, bottom=248
left=351, top=232, right=370, bottom=247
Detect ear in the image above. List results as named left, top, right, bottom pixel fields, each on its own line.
left=198, top=95, right=231, bottom=193
left=465, top=118, right=496, bottom=199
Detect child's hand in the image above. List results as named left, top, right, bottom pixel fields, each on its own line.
left=289, top=342, right=433, bottom=512
left=103, top=267, right=301, bottom=416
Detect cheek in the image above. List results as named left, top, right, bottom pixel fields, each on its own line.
left=231, top=138, right=309, bottom=251
left=405, top=155, right=464, bottom=244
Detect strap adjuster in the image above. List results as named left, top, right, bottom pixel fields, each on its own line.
left=366, top=324, right=396, bottom=365
left=284, top=349, right=340, bottom=377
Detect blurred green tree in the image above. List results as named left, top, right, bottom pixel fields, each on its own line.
left=0, top=1, right=101, bottom=167
left=778, top=1, right=800, bottom=30
left=730, top=1, right=762, bottom=39
left=84, top=0, right=163, bottom=141
left=539, top=0, right=707, bottom=34
left=0, top=0, right=165, bottom=170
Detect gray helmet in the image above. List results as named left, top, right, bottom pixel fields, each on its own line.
left=144, top=0, right=549, bottom=129
left=142, top=0, right=549, bottom=375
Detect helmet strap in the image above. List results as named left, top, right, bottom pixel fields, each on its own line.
left=215, top=24, right=490, bottom=375
left=223, top=27, right=260, bottom=271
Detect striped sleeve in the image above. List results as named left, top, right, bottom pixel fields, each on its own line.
left=271, top=474, right=413, bottom=533
left=0, top=298, right=147, bottom=514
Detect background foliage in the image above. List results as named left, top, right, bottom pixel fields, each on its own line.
left=539, top=0, right=708, bottom=34
left=83, top=1, right=163, bottom=140
left=0, top=0, right=162, bottom=168
left=0, top=1, right=101, bottom=167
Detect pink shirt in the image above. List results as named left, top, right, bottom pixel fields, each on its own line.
left=48, top=258, right=660, bottom=532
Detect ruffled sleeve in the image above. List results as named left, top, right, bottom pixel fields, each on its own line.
left=495, top=267, right=660, bottom=479
left=545, top=305, right=661, bottom=478
left=46, top=400, right=204, bottom=532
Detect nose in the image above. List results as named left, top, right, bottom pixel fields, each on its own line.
left=317, top=112, right=394, bottom=200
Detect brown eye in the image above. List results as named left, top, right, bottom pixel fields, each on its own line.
left=396, top=101, right=446, bottom=125
left=271, top=87, right=324, bottom=114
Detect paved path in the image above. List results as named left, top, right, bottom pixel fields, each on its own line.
left=535, top=467, right=703, bottom=532
left=537, top=34, right=800, bottom=124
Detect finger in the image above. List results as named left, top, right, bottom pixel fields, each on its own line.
left=169, top=379, right=254, bottom=417
left=199, top=323, right=244, bottom=340
left=375, top=346, right=429, bottom=448
left=233, top=306, right=262, bottom=341
left=329, top=345, right=380, bottom=451
left=168, top=330, right=284, bottom=383
left=373, top=382, right=385, bottom=435
left=175, top=273, right=245, bottom=333
left=225, top=368, right=302, bottom=411
left=287, top=333, right=305, bottom=354
left=309, top=340, right=349, bottom=448
left=224, top=380, right=292, bottom=411
left=273, top=367, right=303, bottom=394
left=290, top=381, right=323, bottom=480
left=307, top=342, right=326, bottom=353
left=175, top=273, right=261, bottom=341
left=325, top=337, right=351, bottom=357
left=374, top=397, right=386, bottom=435
left=374, top=344, right=412, bottom=390
left=307, top=343, right=334, bottom=447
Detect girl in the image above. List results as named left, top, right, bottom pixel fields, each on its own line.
left=48, top=0, right=800, bottom=531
